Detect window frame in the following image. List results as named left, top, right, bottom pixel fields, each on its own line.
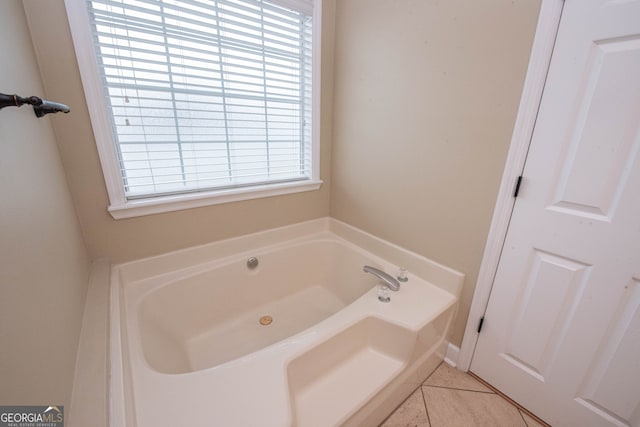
left=65, top=0, right=322, bottom=219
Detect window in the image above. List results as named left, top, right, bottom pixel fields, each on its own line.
left=66, top=0, right=321, bottom=218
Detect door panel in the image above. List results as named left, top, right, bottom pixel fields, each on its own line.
left=551, top=35, right=640, bottom=221
left=470, top=0, right=640, bottom=426
left=575, top=278, right=640, bottom=426
left=502, top=250, right=591, bottom=382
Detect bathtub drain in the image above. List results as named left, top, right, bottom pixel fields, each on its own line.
left=259, top=315, right=273, bottom=326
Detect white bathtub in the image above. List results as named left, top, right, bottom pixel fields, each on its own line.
left=110, top=218, right=463, bottom=427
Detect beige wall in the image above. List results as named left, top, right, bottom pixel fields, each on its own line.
left=23, top=0, right=335, bottom=263
left=331, top=0, right=540, bottom=346
left=13, top=0, right=541, bottom=357
left=0, top=0, right=542, bottom=415
left=0, top=0, right=90, bottom=409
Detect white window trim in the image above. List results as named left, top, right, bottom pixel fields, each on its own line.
left=64, top=0, right=323, bottom=220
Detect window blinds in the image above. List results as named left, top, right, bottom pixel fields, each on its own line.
left=87, top=0, right=313, bottom=199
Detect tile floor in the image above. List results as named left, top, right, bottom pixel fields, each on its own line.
left=380, top=363, right=549, bottom=427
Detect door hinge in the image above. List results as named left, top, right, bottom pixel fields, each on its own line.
left=477, top=316, right=485, bottom=333
left=513, top=175, right=523, bottom=198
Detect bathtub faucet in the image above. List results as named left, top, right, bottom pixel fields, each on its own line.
left=363, top=266, right=400, bottom=291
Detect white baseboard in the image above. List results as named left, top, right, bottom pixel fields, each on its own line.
left=444, top=343, right=460, bottom=368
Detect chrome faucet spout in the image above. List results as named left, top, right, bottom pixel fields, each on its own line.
left=363, top=265, right=400, bottom=291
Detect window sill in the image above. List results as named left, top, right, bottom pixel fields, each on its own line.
left=108, top=180, right=323, bottom=220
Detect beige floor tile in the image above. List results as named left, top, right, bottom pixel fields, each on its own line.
left=423, top=386, right=527, bottom=427
left=380, top=388, right=430, bottom=427
left=423, top=363, right=492, bottom=393
left=520, top=411, right=548, bottom=427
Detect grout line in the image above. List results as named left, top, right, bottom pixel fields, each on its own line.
left=377, top=384, right=423, bottom=426
left=422, top=384, right=497, bottom=394
left=468, top=371, right=552, bottom=427
left=421, top=359, right=439, bottom=426
left=380, top=361, right=443, bottom=426
left=519, top=408, right=530, bottom=427
left=425, top=361, right=444, bottom=382
left=419, top=386, right=432, bottom=427
left=422, top=361, right=495, bottom=394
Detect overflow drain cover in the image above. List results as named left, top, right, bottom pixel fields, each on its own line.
left=259, top=315, right=273, bottom=326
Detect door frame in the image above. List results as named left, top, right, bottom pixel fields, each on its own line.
left=457, top=0, right=565, bottom=372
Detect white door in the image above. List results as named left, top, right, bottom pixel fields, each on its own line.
left=470, top=1, right=640, bottom=426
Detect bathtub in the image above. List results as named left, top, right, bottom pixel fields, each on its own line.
left=110, top=218, right=463, bottom=427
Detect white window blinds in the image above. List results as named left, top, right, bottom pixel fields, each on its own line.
left=87, top=0, right=313, bottom=199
